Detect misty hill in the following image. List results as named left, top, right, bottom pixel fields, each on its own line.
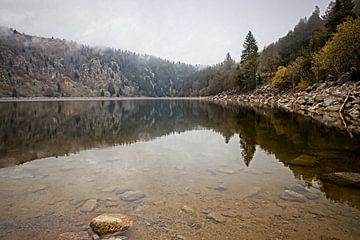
left=0, top=27, right=196, bottom=97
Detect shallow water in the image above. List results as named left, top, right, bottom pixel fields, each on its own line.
left=0, top=100, right=359, bottom=240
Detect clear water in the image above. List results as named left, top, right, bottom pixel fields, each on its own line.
left=0, top=100, right=359, bottom=240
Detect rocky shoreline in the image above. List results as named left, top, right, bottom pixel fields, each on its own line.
left=208, top=80, right=360, bottom=136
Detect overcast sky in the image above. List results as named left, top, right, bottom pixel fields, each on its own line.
left=0, top=0, right=331, bottom=65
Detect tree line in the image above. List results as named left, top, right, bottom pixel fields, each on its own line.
left=181, top=0, right=360, bottom=96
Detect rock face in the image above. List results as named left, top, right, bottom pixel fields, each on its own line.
left=288, top=155, right=318, bottom=167
left=0, top=27, right=196, bottom=97
left=90, top=213, right=132, bottom=236
left=321, top=172, right=360, bottom=188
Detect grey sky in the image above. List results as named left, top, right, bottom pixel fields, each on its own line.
left=0, top=0, right=331, bottom=65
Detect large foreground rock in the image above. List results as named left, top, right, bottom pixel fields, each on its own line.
left=321, top=172, right=360, bottom=188
left=90, top=213, right=132, bottom=236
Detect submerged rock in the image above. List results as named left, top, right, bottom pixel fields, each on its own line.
left=217, top=168, right=236, bottom=175
left=304, top=192, right=321, bottom=200
left=119, top=190, right=145, bottom=202
left=280, top=190, right=307, bottom=203
left=288, top=155, right=318, bottom=167
left=321, top=172, right=360, bottom=188
left=206, top=212, right=227, bottom=223
left=58, top=231, right=91, bottom=240
left=80, top=199, right=97, bottom=212
left=181, top=205, right=195, bottom=214
left=28, top=184, right=48, bottom=193
left=175, top=234, right=186, bottom=240
left=90, top=213, right=131, bottom=236
left=213, top=184, right=228, bottom=192
left=175, top=165, right=185, bottom=170
left=105, top=197, right=120, bottom=207
left=221, top=210, right=238, bottom=218
left=288, top=183, right=307, bottom=193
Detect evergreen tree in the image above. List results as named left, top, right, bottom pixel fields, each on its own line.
left=354, top=0, right=360, bottom=15
left=223, top=52, right=235, bottom=70
left=108, top=82, right=115, bottom=96
left=241, top=31, right=259, bottom=63
left=239, top=31, right=259, bottom=90
left=325, top=0, right=355, bottom=33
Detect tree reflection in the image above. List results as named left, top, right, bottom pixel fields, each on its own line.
left=0, top=100, right=359, bottom=208
left=239, top=137, right=256, bottom=167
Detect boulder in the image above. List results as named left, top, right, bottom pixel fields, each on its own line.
left=90, top=213, right=132, bottom=236
left=321, top=172, right=360, bottom=188
left=288, top=155, right=318, bottom=167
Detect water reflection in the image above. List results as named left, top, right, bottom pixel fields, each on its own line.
left=0, top=100, right=359, bottom=209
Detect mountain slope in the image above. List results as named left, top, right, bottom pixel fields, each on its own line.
left=0, top=27, right=196, bottom=97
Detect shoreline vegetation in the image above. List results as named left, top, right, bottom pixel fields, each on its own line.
left=207, top=80, right=360, bottom=136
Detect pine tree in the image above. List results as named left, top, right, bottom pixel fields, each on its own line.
left=241, top=31, right=259, bottom=63
left=108, top=82, right=115, bottom=96
left=238, top=31, right=259, bottom=90
left=223, top=52, right=235, bottom=70
left=325, top=0, right=355, bottom=33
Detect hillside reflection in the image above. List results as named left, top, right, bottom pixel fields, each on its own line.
left=0, top=100, right=359, bottom=207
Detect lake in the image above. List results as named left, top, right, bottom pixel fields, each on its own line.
left=0, top=100, right=359, bottom=240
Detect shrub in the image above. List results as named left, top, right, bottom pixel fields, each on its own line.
left=313, top=17, right=360, bottom=80
left=271, top=66, right=288, bottom=88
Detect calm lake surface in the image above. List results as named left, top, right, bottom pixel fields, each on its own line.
left=0, top=100, right=359, bottom=240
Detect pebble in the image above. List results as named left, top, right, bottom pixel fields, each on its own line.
left=175, top=165, right=185, bottom=170
left=176, top=234, right=186, bottom=240
left=221, top=210, right=238, bottom=218
left=217, top=168, right=236, bottom=175
left=206, top=212, right=227, bottom=223
left=181, top=205, right=195, bottom=214
left=213, top=184, right=228, bottom=192
left=80, top=199, right=97, bottom=212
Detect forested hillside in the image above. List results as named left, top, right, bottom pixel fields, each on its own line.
left=181, top=0, right=360, bottom=96
left=0, top=28, right=196, bottom=97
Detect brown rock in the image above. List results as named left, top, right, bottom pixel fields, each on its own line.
left=90, top=213, right=132, bottom=236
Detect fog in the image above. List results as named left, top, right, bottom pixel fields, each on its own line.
left=0, top=0, right=331, bottom=65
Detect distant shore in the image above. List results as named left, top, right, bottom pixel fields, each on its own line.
left=0, top=96, right=204, bottom=102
